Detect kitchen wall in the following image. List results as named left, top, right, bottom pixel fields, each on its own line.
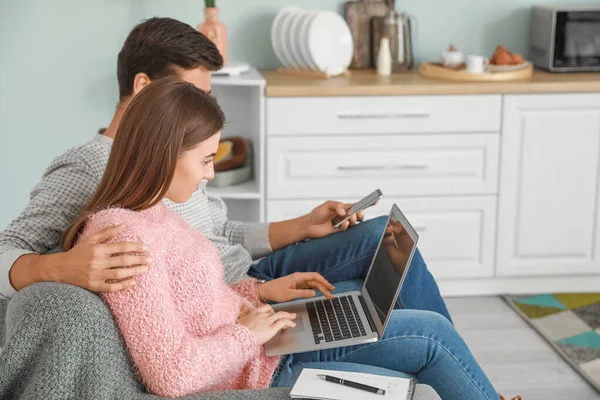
left=0, top=0, right=582, bottom=226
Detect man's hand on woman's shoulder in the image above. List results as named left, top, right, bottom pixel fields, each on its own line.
left=49, top=224, right=151, bottom=293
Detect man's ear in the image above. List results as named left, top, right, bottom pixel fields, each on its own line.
left=132, top=72, right=152, bottom=96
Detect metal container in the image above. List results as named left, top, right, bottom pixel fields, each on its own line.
left=372, top=2, right=415, bottom=71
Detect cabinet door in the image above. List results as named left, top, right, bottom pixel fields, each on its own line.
left=497, top=94, right=600, bottom=276
left=267, top=196, right=497, bottom=279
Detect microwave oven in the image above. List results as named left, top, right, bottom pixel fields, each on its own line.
left=530, top=4, right=600, bottom=72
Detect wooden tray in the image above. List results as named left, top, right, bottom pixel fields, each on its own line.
left=419, top=62, right=533, bottom=82
left=344, top=0, right=388, bottom=69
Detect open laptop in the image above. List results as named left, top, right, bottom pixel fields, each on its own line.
left=265, top=204, right=419, bottom=356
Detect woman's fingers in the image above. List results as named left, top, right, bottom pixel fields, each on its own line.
left=255, top=304, right=275, bottom=314
left=271, top=318, right=297, bottom=335
left=267, top=311, right=296, bottom=324
left=289, top=289, right=317, bottom=299
left=293, top=273, right=335, bottom=299
left=238, top=305, right=251, bottom=318
left=307, top=280, right=334, bottom=299
left=304, top=272, right=335, bottom=291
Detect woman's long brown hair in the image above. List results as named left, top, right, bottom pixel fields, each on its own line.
left=62, top=76, right=225, bottom=250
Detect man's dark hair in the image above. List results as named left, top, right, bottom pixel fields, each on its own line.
left=117, top=17, right=223, bottom=100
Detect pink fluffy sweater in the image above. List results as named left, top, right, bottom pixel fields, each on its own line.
left=79, top=203, right=281, bottom=397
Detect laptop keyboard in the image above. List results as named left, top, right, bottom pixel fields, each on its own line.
left=306, top=295, right=367, bottom=344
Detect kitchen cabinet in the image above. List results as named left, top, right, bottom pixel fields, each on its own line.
left=266, top=93, right=502, bottom=289
left=217, top=70, right=600, bottom=295
left=496, top=94, right=600, bottom=277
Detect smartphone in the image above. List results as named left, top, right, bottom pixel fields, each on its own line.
left=332, top=189, right=384, bottom=229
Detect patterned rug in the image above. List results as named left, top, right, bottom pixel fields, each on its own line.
left=505, top=293, right=600, bottom=393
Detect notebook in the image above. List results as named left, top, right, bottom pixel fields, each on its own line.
left=290, top=368, right=416, bottom=400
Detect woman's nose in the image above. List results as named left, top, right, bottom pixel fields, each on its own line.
left=205, top=166, right=215, bottom=181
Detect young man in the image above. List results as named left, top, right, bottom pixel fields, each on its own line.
left=0, top=17, right=450, bottom=321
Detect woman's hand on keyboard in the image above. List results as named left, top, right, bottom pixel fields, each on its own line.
left=238, top=304, right=297, bottom=344
left=261, top=272, right=336, bottom=303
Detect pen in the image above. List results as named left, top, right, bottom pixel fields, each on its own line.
left=317, top=374, right=386, bottom=395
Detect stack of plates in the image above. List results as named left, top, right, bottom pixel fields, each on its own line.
left=271, top=7, right=354, bottom=76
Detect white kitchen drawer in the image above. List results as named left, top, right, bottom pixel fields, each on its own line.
left=267, top=196, right=497, bottom=279
left=266, top=95, right=501, bottom=136
left=267, top=134, right=499, bottom=199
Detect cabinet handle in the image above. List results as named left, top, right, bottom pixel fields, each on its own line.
left=413, top=226, right=427, bottom=232
left=337, top=165, right=384, bottom=171
left=337, top=111, right=430, bottom=119
left=337, top=164, right=429, bottom=171
left=394, top=164, right=429, bottom=170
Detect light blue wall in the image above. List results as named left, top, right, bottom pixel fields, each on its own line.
left=0, top=0, right=579, bottom=227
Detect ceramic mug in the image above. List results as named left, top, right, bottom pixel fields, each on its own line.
left=466, top=55, right=489, bottom=73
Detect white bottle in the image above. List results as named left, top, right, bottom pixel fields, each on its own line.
left=377, top=36, right=392, bottom=76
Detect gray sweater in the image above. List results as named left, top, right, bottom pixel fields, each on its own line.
left=0, top=134, right=272, bottom=298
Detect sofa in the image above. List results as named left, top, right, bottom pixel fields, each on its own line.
left=0, top=284, right=439, bottom=400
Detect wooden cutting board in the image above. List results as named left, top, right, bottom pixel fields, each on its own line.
left=344, top=0, right=388, bottom=69
left=419, top=62, right=534, bottom=81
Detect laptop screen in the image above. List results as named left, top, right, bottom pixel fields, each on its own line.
left=363, top=205, right=418, bottom=328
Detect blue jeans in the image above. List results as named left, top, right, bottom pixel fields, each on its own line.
left=248, top=216, right=452, bottom=322
left=270, top=280, right=497, bottom=400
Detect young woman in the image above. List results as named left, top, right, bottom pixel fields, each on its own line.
left=62, top=76, right=499, bottom=400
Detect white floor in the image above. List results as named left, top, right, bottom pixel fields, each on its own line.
left=446, top=296, right=600, bottom=400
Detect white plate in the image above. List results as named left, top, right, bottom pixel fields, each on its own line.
left=486, top=61, right=531, bottom=72
left=278, top=9, right=300, bottom=69
left=307, top=11, right=353, bottom=76
left=298, top=11, right=319, bottom=71
left=271, top=7, right=298, bottom=68
left=286, top=9, right=310, bottom=70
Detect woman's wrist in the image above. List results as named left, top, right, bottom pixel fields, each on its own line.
left=256, top=279, right=268, bottom=302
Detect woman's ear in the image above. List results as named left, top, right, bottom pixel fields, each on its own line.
left=132, top=72, right=152, bottom=96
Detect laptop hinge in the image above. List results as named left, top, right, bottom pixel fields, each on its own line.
left=358, top=295, right=378, bottom=335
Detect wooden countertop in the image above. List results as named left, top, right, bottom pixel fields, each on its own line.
left=262, top=68, right=600, bottom=97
